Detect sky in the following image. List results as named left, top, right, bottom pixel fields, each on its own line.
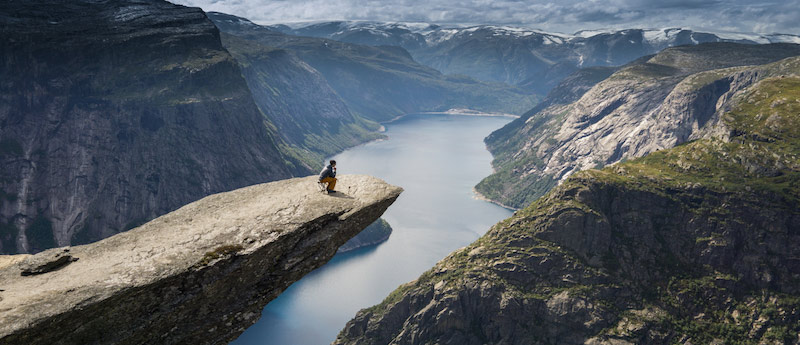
left=171, top=0, right=800, bottom=35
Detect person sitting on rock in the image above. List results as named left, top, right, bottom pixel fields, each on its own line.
left=319, top=160, right=337, bottom=194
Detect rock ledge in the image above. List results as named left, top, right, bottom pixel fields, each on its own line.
left=0, top=175, right=401, bottom=345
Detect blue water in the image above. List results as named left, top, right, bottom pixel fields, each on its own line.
left=232, top=114, right=514, bottom=345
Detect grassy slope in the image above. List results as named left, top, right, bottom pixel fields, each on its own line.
left=591, top=76, right=800, bottom=208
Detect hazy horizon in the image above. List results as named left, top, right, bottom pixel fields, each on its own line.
left=171, top=0, right=799, bottom=35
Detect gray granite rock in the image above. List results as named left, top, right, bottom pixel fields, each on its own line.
left=0, top=175, right=401, bottom=345
left=478, top=44, right=800, bottom=209
left=18, top=247, right=77, bottom=276
left=0, top=0, right=309, bottom=254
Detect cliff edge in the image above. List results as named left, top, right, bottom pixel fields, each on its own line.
left=0, top=175, right=402, bottom=345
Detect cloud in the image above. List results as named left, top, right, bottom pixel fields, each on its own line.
left=170, top=0, right=799, bottom=34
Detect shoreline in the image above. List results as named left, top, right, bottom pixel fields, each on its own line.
left=420, top=108, right=520, bottom=118
left=377, top=111, right=520, bottom=212
left=336, top=232, right=391, bottom=254
left=382, top=109, right=520, bottom=124
left=326, top=107, right=515, bottom=164
left=326, top=136, right=388, bottom=161
left=472, top=187, right=519, bottom=211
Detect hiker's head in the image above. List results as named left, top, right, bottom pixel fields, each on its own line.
left=330, top=160, right=336, bottom=167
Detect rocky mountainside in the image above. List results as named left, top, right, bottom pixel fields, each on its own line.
left=0, top=0, right=322, bottom=254
left=273, top=22, right=800, bottom=94
left=210, top=13, right=539, bottom=122
left=219, top=33, right=384, bottom=164
left=485, top=65, right=618, bottom=160
left=0, top=175, right=402, bottom=345
left=335, top=75, right=800, bottom=344
left=477, top=43, right=800, bottom=209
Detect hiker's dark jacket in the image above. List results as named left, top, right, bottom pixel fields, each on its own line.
left=319, top=165, right=336, bottom=180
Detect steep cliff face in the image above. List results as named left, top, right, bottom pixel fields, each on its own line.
left=0, top=175, right=402, bottom=345
left=0, top=0, right=312, bottom=254
left=219, top=33, right=384, bottom=164
left=485, top=66, right=618, bottom=171
left=209, top=13, right=539, bottom=122
left=335, top=77, right=800, bottom=344
left=477, top=43, right=800, bottom=209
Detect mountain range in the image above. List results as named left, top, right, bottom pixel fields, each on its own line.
left=210, top=12, right=539, bottom=122
left=271, top=21, right=800, bottom=95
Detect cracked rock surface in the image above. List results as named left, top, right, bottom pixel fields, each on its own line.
left=0, top=175, right=401, bottom=345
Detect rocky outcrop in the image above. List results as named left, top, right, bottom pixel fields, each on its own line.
left=477, top=43, right=800, bottom=209
left=484, top=66, right=618, bottom=175
left=208, top=13, right=539, bottom=122
left=334, top=77, right=800, bottom=344
left=0, top=0, right=313, bottom=253
left=0, top=175, right=402, bottom=345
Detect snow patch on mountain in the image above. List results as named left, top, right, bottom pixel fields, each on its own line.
left=767, top=34, right=800, bottom=44
left=277, top=20, right=800, bottom=53
left=573, top=29, right=618, bottom=38
left=642, top=28, right=683, bottom=44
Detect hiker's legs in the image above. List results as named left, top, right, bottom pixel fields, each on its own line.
left=321, top=177, right=336, bottom=191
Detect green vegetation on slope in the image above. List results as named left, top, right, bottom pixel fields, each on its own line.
left=337, top=76, right=800, bottom=344
left=477, top=46, right=800, bottom=210
left=590, top=76, right=800, bottom=207
left=221, top=33, right=385, bottom=167
left=268, top=37, right=541, bottom=122
left=209, top=13, right=540, bottom=123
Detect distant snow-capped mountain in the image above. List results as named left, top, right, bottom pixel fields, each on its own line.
left=268, top=21, right=800, bottom=95
left=273, top=21, right=800, bottom=47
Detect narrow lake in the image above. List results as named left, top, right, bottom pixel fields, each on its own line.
left=232, top=114, right=514, bottom=345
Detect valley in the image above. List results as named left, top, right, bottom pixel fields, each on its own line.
left=233, top=114, right=513, bottom=345
left=1, top=0, right=799, bottom=344
left=336, top=75, right=800, bottom=344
